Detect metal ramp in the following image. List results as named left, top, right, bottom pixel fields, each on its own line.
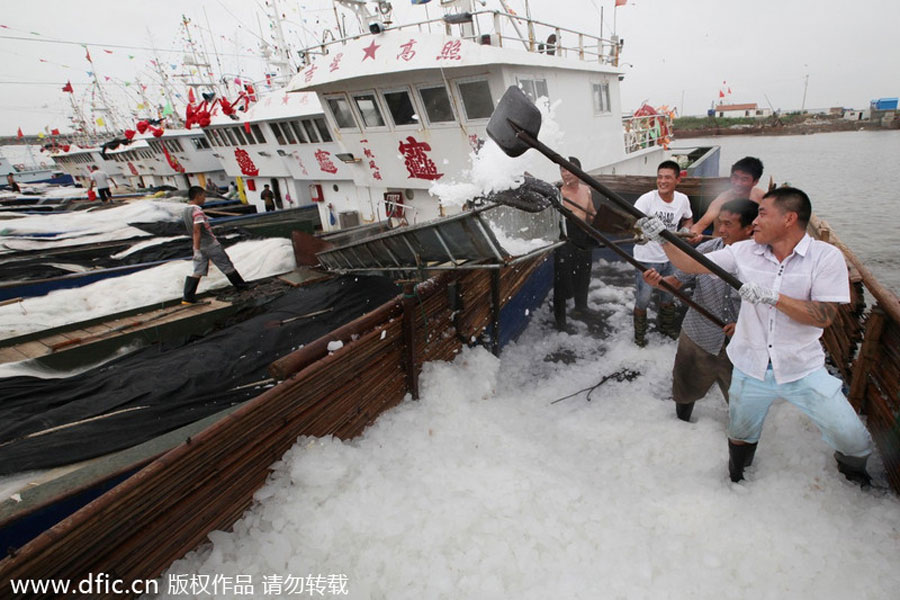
left=316, top=204, right=563, bottom=273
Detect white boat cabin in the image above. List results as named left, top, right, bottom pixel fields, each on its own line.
left=105, top=130, right=230, bottom=191
left=202, top=91, right=352, bottom=218
left=285, top=8, right=667, bottom=230
left=49, top=146, right=124, bottom=189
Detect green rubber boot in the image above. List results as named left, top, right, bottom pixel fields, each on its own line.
left=633, top=309, right=648, bottom=347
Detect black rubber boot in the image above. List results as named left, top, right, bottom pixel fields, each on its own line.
left=835, top=452, right=872, bottom=488
left=728, top=440, right=758, bottom=482
left=658, top=303, right=679, bottom=340
left=633, top=309, right=648, bottom=347
left=226, top=270, right=249, bottom=291
left=182, top=276, right=200, bottom=304
left=675, top=401, right=695, bottom=422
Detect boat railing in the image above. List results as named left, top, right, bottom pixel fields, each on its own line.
left=298, top=10, right=621, bottom=66
left=622, top=114, right=674, bottom=153
left=809, top=215, right=900, bottom=494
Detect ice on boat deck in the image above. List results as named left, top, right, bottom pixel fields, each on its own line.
left=157, top=259, right=900, bottom=599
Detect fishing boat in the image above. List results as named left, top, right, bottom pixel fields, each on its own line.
left=0, top=1, right=897, bottom=594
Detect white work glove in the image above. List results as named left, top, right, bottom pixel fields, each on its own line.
left=635, top=216, right=668, bottom=244
left=193, top=248, right=202, bottom=260
left=739, top=282, right=779, bottom=306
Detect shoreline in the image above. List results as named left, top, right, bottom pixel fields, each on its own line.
left=674, top=119, right=898, bottom=139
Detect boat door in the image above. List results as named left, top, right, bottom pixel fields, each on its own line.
left=270, top=178, right=284, bottom=209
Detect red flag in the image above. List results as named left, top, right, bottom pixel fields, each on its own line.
left=103, top=49, right=113, bottom=54
left=244, top=121, right=251, bottom=134
left=16, top=127, right=23, bottom=138
left=188, top=87, right=196, bottom=104
left=719, top=90, right=725, bottom=98
left=62, top=80, right=74, bottom=93
left=727, top=87, right=732, bottom=94
left=51, top=128, right=60, bottom=136
left=85, top=47, right=92, bottom=63
left=615, top=0, right=627, bottom=5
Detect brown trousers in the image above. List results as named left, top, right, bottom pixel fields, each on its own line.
left=672, top=332, right=732, bottom=405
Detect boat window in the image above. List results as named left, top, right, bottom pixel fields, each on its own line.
left=270, top=122, right=287, bottom=145
left=383, top=89, right=419, bottom=126
left=314, top=117, right=332, bottom=142
left=289, top=121, right=308, bottom=144
left=517, top=78, right=549, bottom=102
left=592, top=82, right=611, bottom=114
left=203, top=132, right=216, bottom=147
left=235, top=126, right=251, bottom=146
left=171, top=139, right=184, bottom=152
left=418, top=85, right=455, bottom=124
left=251, top=124, right=266, bottom=144
left=223, top=129, right=238, bottom=146
left=192, top=137, right=211, bottom=150
left=280, top=121, right=297, bottom=144
left=457, top=80, right=494, bottom=121
left=353, top=93, right=386, bottom=128
left=326, top=96, right=358, bottom=130
left=301, top=120, right=320, bottom=143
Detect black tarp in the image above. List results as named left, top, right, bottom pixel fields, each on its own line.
left=0, top=275, right=400, bottom=475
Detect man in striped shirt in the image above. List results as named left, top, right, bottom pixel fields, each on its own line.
left=182, top=186, right=248, bottom=304
left=643, top=199, right=757, bottom=422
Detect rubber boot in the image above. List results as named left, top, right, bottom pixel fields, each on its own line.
left=834, top=452, right=872, bottom=488
left=658, top=302, right=679, bottom=340
left=633, top=309, right=648, bottom=347
left=182, top=276, right=200, bottom=305
left=226, top=270, right=249, bottom=291
left=728, top=440, right=758, bottom=482
left=675, top=401, right=694, bottom=422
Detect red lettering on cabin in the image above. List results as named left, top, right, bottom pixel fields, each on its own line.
left=315, top=149, right=338, bottom=174
left=360, top=139, right=383, bottom=181
left=362, top=40, right=380, bottom=61
left=397, top=39, right=417, bottom=62
left=436, top=40, right=462, bottom=61
left=329, top=53, right=344, bottom=73
left=304, top=64, right=318, bottom=83
left=127, top=162, right=139, bottom=176
left=292, top=151, right=309, bottom=176
left=398, top=136, right=443, bottom=181
left=234, top=148, right=259, bottom=176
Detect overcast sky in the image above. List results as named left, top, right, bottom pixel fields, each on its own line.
left=1, top=0, right=897, bottom=135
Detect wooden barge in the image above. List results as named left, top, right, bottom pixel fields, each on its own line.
left=0, top=204, right=898, bottom=596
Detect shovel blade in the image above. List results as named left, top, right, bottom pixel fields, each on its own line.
left=486, top=86, right=542, bottom=157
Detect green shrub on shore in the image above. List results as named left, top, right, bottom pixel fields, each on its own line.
left=673, top=114, right=810, bottom=130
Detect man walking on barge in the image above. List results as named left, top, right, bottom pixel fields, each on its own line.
left=182, top=186, right=248, bottom=304
left=638, top=187, right=874, bottom=486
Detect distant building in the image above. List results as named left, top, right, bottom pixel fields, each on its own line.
left=843, top=109, right=870, bottom=121
left=714, top=103, right=772, bottom=119
left=869, top=97, right=898, bottom=125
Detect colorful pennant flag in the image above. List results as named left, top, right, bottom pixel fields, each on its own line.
left=16, top=127, right=23, bottom=138
left=62, top=80, right=74, bottom=93
left=96, top=117, right=106, bottom=127
left=85, top=47, right=92, bottom=63
left=51, top=128, right=60, bottom=135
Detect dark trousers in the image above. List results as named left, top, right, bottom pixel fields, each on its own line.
left=554, top=242, right=593, bottom=327
left=672, top=332, right=732, bottom=404
left=98, top=187, right=112, bottom=202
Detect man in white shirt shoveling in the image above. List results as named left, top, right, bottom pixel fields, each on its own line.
left=637, top=186, right=873, bottom=487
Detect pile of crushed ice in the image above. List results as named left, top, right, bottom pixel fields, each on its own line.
left=154, top=260, right=900, bottom=599
left=0, top=238, right=296, bottom=339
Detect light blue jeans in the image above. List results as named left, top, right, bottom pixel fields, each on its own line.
left=633, top=261, right=675, bottom=310
left=728, top=366, right=873, bottom=457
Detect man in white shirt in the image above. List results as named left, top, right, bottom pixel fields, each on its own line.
left=88, top=165, right=117, bottom=203
left=638, top=187, right=873, bottom=486
left=632, top=160, right=695, bottom=346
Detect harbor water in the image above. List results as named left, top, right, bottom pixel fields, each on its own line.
left=680, top=129, right=900, bottom=292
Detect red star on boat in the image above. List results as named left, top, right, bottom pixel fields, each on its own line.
left=362, top=40, right=380, bottom=61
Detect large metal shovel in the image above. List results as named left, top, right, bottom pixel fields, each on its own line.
left=486, top=85, right=743, bottom=292
left=489, top=176, right=727, bottom=329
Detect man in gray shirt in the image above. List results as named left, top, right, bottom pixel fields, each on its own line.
left=643, top=199, right=757, bottom=422
left=182, top=186, right=248, bottom=304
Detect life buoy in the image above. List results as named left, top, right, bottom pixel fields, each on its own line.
left=13, top=163, right=24, bottom=171
left=40, top=161, right=48, bottom=168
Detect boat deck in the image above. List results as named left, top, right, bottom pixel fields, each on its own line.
left=0, top=298, right=233, bottom=367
